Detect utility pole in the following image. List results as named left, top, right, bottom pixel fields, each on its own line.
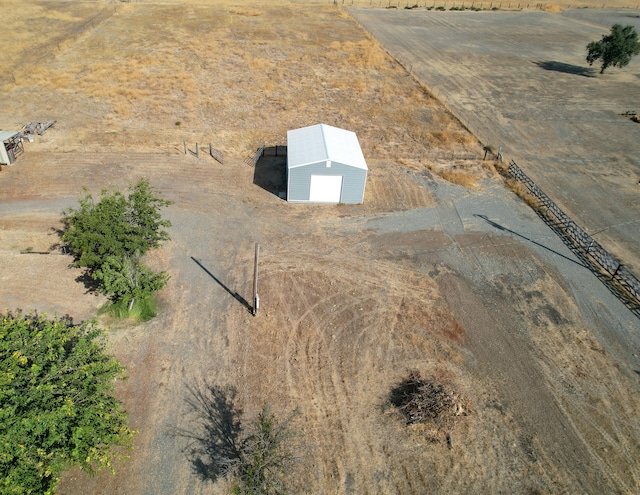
left=253, top=243, right=260, bottom=316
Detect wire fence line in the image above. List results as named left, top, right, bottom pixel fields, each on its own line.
left=244, top=144, right=287, bottom=167
left=183, top=142, right=224, bottom=164
left=505, top=160, right=640, bottom=316
left=340, top=0, right=640, bottom=9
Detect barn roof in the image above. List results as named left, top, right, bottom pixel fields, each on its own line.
left=287, top=124, right=368, bottom=170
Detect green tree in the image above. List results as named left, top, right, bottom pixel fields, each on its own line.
left=93, top=254, right=170, bottom=311
left=61, top=179, right=171, bottom=315
left=62, top=179, right=171, bottom=273
left=586, top=24, right=640, bottom=74
left=0, top=311, right=134, bottom=494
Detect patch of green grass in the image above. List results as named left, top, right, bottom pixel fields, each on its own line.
left=99, top=296, right=158, bottom=322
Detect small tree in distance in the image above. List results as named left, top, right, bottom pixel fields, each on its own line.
left=586, top=24, right=640, bottom=74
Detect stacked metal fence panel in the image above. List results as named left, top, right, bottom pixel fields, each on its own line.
left=245, top=145, right=265, bottom=166
left=183, top=142, right=224, bottom=163
left=245, top=144, right=287, bottom=166
left=209, top=145, right=224, bottom=164
left=506, top=161, right=640, bottom=312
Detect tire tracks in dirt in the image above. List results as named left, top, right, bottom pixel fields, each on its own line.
left=252, top=248, right=446, bottom=493
left=437, top=268, right=631, bottom=493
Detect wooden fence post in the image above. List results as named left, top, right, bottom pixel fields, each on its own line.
left=253, top=243, right=260, bottom=316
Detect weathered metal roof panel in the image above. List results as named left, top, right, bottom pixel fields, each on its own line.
left=0, top=131, right=19, bottom=142
left=287, top=124, right=367, bottom=171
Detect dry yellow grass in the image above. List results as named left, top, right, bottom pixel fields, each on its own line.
left=229, top=7, right=265, bottom=16
left=542, top=3, right=565, bottom=12
left=439, top=169, right=482, bottom=188
left=504, top=177, right=542, bottom=208
left=0, top=0, right=630, bottom=160
left=0, top=0, right=485, bottom=166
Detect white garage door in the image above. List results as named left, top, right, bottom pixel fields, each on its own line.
left=309, top=175, right=343, bottom=203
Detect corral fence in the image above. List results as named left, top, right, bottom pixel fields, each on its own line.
left=505, top=160, right=640, bottom=316
left=245, top=144, right=287, bottom=166
left=337, top=0, right=640, bottom=10
left=183, top=141, right=224, bottom=164
left=421, top=150, right=479, bottom=162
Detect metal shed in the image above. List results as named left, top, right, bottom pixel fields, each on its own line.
left=287, top=124, right=368, bottom=204
left=0, top=131, right=23, bottom=165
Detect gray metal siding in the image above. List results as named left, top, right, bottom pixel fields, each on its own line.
left=287, top=161, right=367, bottom=203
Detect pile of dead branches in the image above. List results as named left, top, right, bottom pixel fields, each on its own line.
left=390, top=370, right=468, bottom=444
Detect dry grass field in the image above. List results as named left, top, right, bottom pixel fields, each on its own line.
left=1, top=1, right=639, bottom=494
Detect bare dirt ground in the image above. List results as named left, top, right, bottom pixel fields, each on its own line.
left=1, top=2, right=639, bottom=494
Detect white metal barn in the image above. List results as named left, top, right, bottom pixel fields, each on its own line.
left=287, top=124, right=368, bottom=204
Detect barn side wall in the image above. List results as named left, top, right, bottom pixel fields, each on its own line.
left=287, top=161, right=367, bottom=204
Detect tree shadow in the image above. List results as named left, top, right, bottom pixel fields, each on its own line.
left=50, top=225, right=102, bottom=295
left=533, top=61, right=596, bottom=77
left=50, top=225, right=65, bottom=247
left=73, top=271, right=103, bottom=295
left=253, top=146, right=287, bottom=199
left=172, top=381, right=243, bottom=483
left=190, top=257, right=253, bottom=313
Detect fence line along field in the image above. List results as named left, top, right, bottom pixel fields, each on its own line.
left=1, top=1, right=639, bottom=494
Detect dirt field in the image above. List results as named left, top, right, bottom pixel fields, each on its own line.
left=350, top=7, right=640, bottom=274
left=1, top=2, right=639, bottom=494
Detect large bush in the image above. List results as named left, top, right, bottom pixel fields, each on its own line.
left=0, top=311, right=134, bottom=494
left=61, top=178, right=172, bottom=316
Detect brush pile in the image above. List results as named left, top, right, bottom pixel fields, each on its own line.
left=390, top=370, right=468, bottom=443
